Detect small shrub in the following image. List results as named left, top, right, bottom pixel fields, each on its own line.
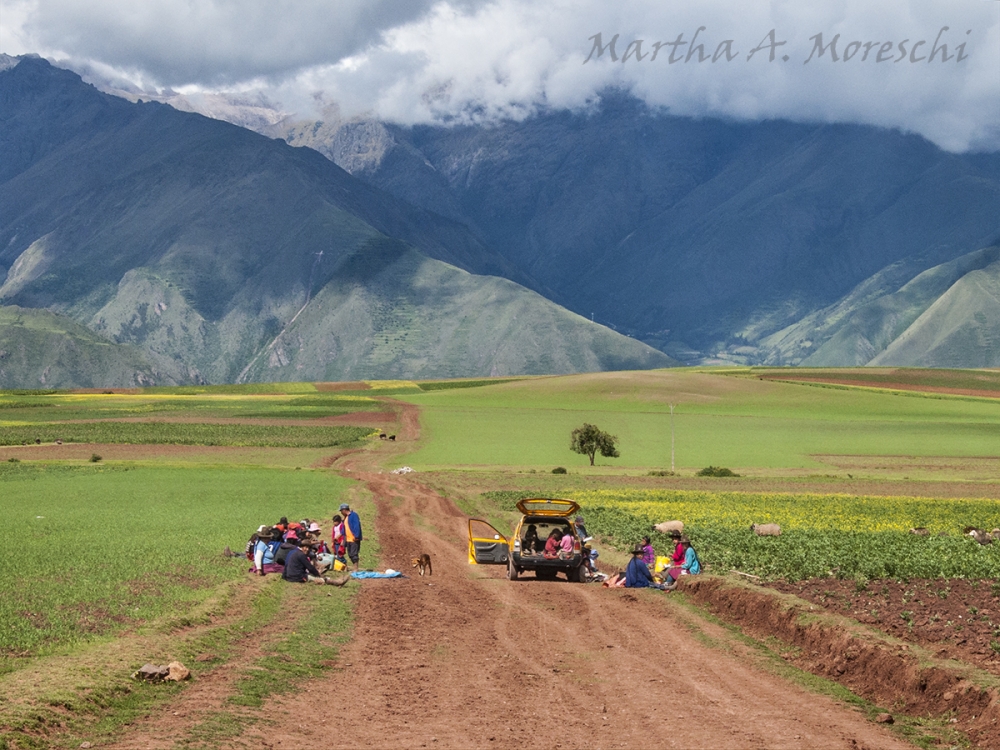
left=696, top=466, right=740, bottom=477
left=89, top=454, right=102, bottom=463
left=647, top=470, right=675, bottom=477
left=7, top=457, right=19, bottom=463
left=551, top=466, right=567, bottom=474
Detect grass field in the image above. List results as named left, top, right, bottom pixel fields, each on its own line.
left=0, top=383, right=383, bottom=747
left=4, top=368, right=1000, bottom=747
left=1, top=464, right=356, bottom=662
left=398, top=369, right=1000, bottom=471
left=0, top=390, right=379, bottom=422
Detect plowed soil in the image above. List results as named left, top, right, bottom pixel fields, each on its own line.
left=103, top=404, right=920, bottom=750
left=770, top=578, right=1000, bottom=674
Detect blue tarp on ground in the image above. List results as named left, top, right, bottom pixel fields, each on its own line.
left=350, top=570, right=405, bottom=579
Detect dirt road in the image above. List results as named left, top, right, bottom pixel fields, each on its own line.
left=235, top=465, right=912, bottom=749
left=109, top=404, right=915, bottom=749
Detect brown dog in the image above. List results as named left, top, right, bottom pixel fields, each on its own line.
left=411, top=553, right=432, bottom=576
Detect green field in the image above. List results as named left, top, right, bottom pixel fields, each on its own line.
left=399, top=370, right=1000, bottom=470
left=0, top=383, right=380, bottom=746
left=4, top=368, right=1000, bottom=747
left=1, top=464, right=356, bottom=662
left=0, top=390, right=378, bottom=422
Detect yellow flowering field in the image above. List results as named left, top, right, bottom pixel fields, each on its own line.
left=570, top=489, right=1000, bottom=535
left=569, top=489, right=1000, bottom=581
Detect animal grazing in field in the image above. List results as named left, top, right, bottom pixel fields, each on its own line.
left=388, top=435, right=396, bottom=441
left=654, top=520, right=684, bottom=535
left=379, top=433, right=387, bottom=440
left=968, top=529, right=994, bottom=545
left=751, top=523, right=782, bottom=537
left=411, top=554, right=432, bottom=576
left=909, top=527, right=930, bottom=536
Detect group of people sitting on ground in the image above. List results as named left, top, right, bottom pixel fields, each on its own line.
left=604, top=531, right=701, bottom=590
left=243, top=503, right=363, bottom=586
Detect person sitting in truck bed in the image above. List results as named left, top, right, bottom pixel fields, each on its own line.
left=558, top=527, right=575, bottom=559
left=522, top=524, right=541, bottom=555
left=543, top=529, right=562, bottom=559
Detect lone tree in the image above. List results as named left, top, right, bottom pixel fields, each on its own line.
left=570, top=423, right=620, bottom=466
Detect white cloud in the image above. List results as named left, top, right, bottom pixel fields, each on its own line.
left=2, top=0, right=998, bottom=151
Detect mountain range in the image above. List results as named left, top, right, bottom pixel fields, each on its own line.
left=0, top=55, right=673, bottom=387
left=2, top=53, right=1000, bottom=388
left=274, top=96, right=1000, bottom=366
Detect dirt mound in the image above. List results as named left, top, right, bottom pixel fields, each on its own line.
left=685, top=577, right=1000, bottom=747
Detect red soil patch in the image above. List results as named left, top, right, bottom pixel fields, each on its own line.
left=314, top=381, right=371, bottom=391
left=688, top=578, right=1000, bottom=747
left=769, top=577, right=1000, bottom=677
left=760, top=375, right=1000, bottom=399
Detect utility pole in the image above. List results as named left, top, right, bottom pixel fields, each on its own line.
left=669, top=403, right=675, bottom=473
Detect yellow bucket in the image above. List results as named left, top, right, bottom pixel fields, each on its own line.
left=654, top=556, right=671, bottom=573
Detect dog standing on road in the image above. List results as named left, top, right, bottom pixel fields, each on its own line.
left=411, top=554, right=432, bottom=576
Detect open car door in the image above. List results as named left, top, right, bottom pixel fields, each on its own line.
left=468, top=519, right=509, bottom=565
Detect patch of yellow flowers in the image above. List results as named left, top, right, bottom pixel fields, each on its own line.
left=570, top=489, right=1000, bottom=535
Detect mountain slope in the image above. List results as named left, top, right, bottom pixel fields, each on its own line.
left=241, top=240, right=672, bottom=382
left=758, top=246, right=1000, bottom=366
left=872, top=256, right=1000, bottom=367
left=0, top=305, right=171, bottom=388
left=279, top=95, right=1000, bottom=360
left=0, top=57, right=674, bottom=386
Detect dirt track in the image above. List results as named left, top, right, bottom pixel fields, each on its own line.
left=250, top=473, right=909, bottom=749
left=108, top=404, right=915, bottom=749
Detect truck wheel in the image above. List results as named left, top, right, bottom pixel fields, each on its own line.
left=572, top=564, right=588, bottom=583
left=508, top=558, right=519, bottom=580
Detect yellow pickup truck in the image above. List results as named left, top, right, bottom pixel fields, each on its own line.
left=468, top=498, right=587, bottom=582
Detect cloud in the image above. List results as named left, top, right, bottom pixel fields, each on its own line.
left=3, top=0, right=999, bottom=151
left=5, top=0, right=439, bottom=85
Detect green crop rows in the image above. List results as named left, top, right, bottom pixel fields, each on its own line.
left=0, top=422, right=372, bottom=447
left=571, top=489, right=1000, bottom=582
left=0, top=463, right=354, bottom=663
